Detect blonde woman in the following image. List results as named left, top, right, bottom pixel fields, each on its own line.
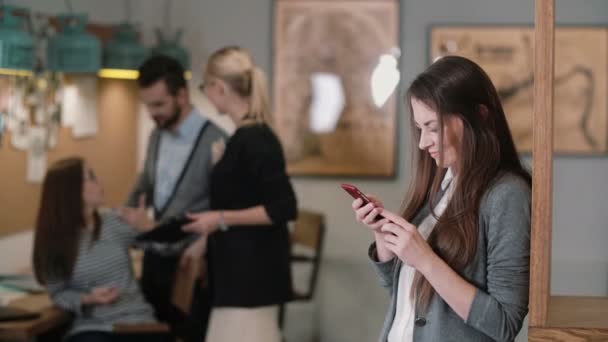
left=183, top=46, right=297, bottom=342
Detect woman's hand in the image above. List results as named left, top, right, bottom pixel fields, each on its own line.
left=211, top=138, right=226, bottom=165
left=352, top=195, right=389, bottom=232
left=379, top=209, right=479, bottom=322
left=82, top=287, right=120, bottom=306
left=352, top=195, right=395, bottom=262
left=117, top=194, right=154, bottom=231
left=182, top=211, right=221, bottom=235
left=378, top=209, right=437, bottom=274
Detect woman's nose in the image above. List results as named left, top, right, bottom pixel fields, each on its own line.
left=418, top=131, right=432, bottom=150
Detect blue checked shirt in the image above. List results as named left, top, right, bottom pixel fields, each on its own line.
left=154, top=109, right=206, bottom=211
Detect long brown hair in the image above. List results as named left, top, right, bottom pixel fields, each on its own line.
left=32, top=157, right=100, bottom=284
left=402, top=56, right=531, bottom=311
left=204, top=46, right=270, bottom=123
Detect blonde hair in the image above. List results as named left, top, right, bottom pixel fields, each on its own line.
left=205, top=46, right=270, bottom=123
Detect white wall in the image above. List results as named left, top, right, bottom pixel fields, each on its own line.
left=3, top=1, right=608, bottom=341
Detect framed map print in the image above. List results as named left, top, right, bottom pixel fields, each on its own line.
left=430, top=25, right=608, bottom=154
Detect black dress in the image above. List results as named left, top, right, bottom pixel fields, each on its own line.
left=208, top=122, right=297, bottom=307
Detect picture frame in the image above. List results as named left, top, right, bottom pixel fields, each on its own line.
left=273, top=0, right=400, bottom=177
left=430, top=25, right=608, bottom=155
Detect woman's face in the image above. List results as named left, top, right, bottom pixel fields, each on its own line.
left=411, top=97, right=463, bottom=170
left=82, top=164, right=104, bottom=208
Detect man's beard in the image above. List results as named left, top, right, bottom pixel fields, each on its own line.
left=156, top=106, right=181, bottom=130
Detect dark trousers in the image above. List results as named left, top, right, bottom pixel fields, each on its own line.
left=67, top=331, right=168, bottom=342
left=141, top=253, right=211, bottom=342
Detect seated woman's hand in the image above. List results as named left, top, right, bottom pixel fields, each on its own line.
left=352, top=195, right=389, bottom=232
left=82, top=286, right=120, bottom=306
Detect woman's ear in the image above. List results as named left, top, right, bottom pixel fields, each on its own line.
left=216, top=79, right=228, bottom=96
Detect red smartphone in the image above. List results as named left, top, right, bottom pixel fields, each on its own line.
left=340, top=183, right=373, bottom=205
left=341, top=184, right=391, bottom=225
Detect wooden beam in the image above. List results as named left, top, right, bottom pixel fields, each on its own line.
left=547, top=296, right=608, bottom=329
left=529, top=327, right=608, bottom=342
left=529, top=0, right=555, bottom=327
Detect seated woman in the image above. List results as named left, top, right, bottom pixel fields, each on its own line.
left=32, top=157, right=162, bottom=342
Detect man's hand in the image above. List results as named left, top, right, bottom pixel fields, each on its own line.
left=117, top=194, right=154, bottom=231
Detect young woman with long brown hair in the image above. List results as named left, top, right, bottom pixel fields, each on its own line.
left=352, top=56, right=531, bottom=342
left=182, top=46, right=297, bottom=342
left=32, top=158, right=160, bottom=342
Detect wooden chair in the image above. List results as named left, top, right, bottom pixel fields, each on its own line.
left=279, top=210, right=326, bottom=330
left=113, top=257, right=202, bottom=340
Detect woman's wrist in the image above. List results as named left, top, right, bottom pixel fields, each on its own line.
left=418, top=250, right=441, bottom=278
left=217, top=210, right=229, bottom=231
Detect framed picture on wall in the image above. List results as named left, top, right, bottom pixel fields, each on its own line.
left=430, top=25, right=608, bottom=155
left=273, top=0, right=400, bottom=177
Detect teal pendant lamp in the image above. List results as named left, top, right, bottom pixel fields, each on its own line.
left=47, top=14, right=101, bottom=73
left=151, top=0, right=191, bottom=78
left=0, top=5, right=35, bottom=76
left=98, top=23, right=148, bottom=79
left=152, top=29, right=190, bottom=71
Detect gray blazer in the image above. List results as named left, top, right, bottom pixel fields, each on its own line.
left=127, top=117, right=227, bottom=222
left=370, top=173, right=530, bottom=342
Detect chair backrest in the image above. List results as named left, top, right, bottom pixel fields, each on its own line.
left=290, top=210, right=325, bottom=301
left=171, top=257, right=201, bottom=315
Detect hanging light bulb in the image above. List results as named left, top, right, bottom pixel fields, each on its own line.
left=0, top=5, right=35, bottom=76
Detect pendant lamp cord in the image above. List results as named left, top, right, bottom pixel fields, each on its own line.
left=125, top=0, right=132, bottom=23
left=163, top=0, right=171, bottom=33
left=64, top=0, right=73, bottom=13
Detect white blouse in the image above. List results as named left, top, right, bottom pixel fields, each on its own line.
left=387, top=169, right=455, bottom=342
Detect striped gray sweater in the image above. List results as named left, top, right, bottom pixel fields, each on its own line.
left=46, top=210, right=156, bottom=337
